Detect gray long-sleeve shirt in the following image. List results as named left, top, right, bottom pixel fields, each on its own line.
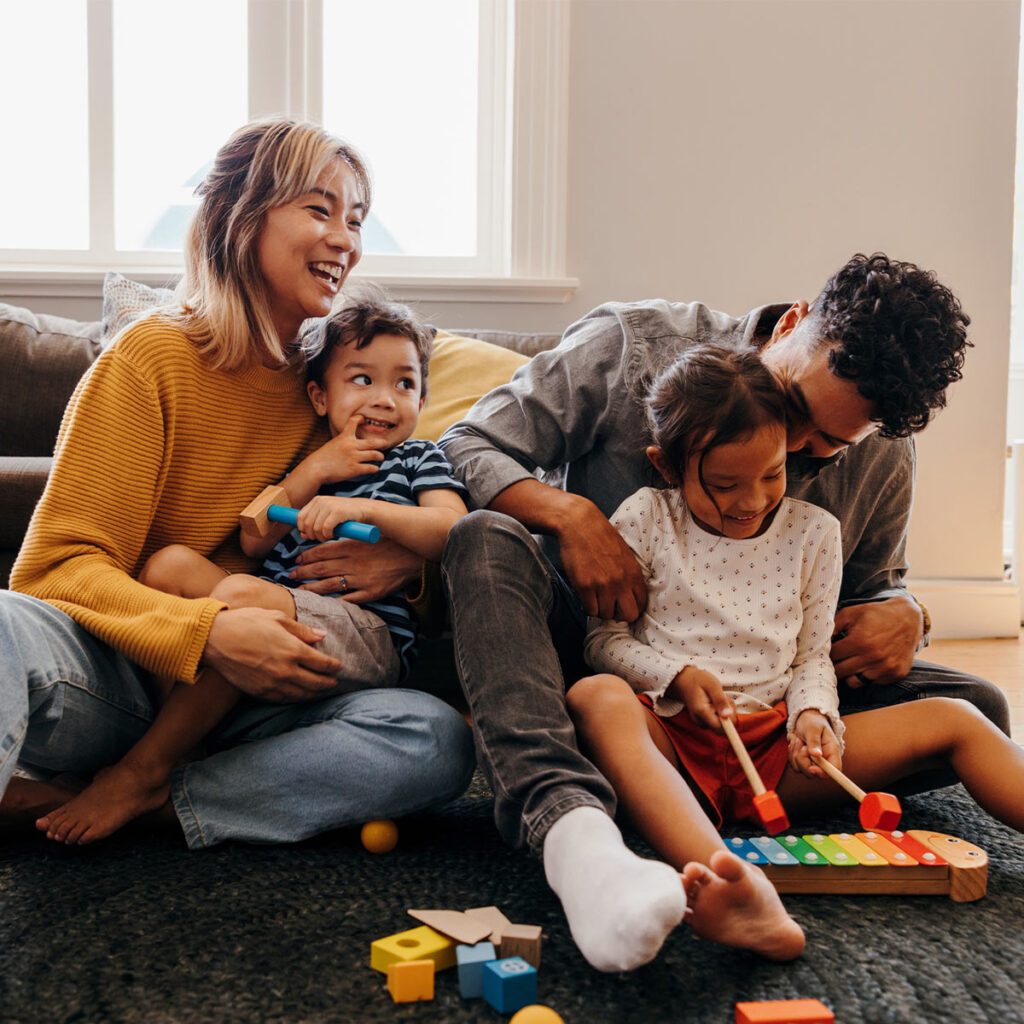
left=439, top=299, right=912, bottom=606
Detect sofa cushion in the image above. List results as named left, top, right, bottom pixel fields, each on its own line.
left=416, top=329, right=533, bottom=442
left=0, top=304, right=103, bottom=458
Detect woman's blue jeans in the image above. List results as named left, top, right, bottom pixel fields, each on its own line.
left=0, top=591, right=476, bottom=849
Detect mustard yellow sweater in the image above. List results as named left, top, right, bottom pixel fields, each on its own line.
left=11, top=315, right=327, bottom=684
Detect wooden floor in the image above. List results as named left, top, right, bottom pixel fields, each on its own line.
left=929, top=636, right=1024, bottom=738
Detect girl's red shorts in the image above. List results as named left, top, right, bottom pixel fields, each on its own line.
left=637, top=695, right=789, bottom=828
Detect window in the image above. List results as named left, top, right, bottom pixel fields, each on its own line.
left=0, top=0, right=574, bottom=301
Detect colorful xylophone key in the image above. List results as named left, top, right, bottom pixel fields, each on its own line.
left=731, top=829, right=987, bottom=902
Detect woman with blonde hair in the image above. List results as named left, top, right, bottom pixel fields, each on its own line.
left=0, top=118, right=475, bottom=847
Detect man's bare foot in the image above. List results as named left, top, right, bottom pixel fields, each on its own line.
left=36, top=760, right=171, bottom=845
left=0, top=776, right=84, bottom=829
left=681, top=849, right=805, bottom=961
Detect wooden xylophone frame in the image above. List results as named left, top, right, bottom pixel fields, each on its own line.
left=729, top=828, right=988, bottom=902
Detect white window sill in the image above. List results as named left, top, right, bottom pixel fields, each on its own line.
left=0, top=266, right=579, bottom=304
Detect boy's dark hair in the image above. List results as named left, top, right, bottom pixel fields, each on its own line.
left=810, top=252, right=971, bottom=438
left=646, top=344, right=787, bottom=491
left=302, top=296, right=433, bottom=398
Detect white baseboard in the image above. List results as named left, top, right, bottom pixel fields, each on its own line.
left=905, top=578, right=1020, bottom=639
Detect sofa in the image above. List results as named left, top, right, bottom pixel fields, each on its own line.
left=0, top=273, right=562, bottom=587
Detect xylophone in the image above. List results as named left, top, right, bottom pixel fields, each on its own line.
left=728, top=829, right=988, bottom=902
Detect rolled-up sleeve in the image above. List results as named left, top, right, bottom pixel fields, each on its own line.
left=439, top=308, right=630, bottom=509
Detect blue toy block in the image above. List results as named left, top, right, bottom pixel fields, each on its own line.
left=482, top=957, right=538, bottom=1014
left=456, top=940, right=497, bottom=998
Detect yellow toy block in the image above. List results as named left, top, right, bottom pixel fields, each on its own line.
left=371, top=925, right=456, bottom=974
left=386, top=959, right=434, bottom=1003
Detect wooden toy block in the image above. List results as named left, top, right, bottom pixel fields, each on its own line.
left=386, top=959, right=434, bottom=1003
left=757, top=829, right=987, bottom=901
left=465, top=905, right=513, bottom=944
left=736, top=998, right=834, bottom=1023
left=371, top=925, right=456, bottom=974
left=239, top=485, right=288, bottom=537
left=407, top=909, right=493, bottom=946
left=499, top=923, right=543, bottom=968
left=361, top=819, right=398, bottom=854
left=482, top=957, right=538, bottom=1015
left=455, top=940, right=497, bottom=998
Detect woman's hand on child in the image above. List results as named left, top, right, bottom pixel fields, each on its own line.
left=203, top=607, right=343, bottom=701
left=292, top=537, right=422, bottom=603
left=673, top=666, right=736, bottom=732
left=309, top=414, right=385, bottom=483
left=788, top=710, right=841, bottom=777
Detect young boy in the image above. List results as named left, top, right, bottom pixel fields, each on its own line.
left=38, top=299, right=468, bottom=844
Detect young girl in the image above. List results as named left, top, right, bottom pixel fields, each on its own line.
left=1, top=119, right=474, bottom=849
left=568, top=343, right=1024, bottom=959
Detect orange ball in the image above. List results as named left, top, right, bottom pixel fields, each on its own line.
left=360, top=818, right=399, bottom=854
left=510, top=1007, right=565, bottom=1024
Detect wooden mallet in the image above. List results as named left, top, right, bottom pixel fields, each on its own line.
left=811, top=754, right=902, bottom=830
left=721, top=716, right=789, bottom=834
left=239, top=484, right=380, bottom=543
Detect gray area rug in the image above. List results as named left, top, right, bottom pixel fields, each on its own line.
left=1, top=776, right=1021, bottom=1024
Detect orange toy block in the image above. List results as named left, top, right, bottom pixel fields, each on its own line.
left=736, top=998, right=834, bottom=1023
left=238, top=484, right=288, bottom=537
left=752, top=791, right=789, bottom=835
left=499, top=923, right=543, bottom=968
left=386, top=959, right=434, bottom=1003
left=859, top=790, right=902, bottom=830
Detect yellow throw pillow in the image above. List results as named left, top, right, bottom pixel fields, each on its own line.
left=417, top=329, right=531, bottom=441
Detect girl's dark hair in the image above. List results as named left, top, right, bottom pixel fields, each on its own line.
left=302, top=294, right=433, bottom=398
left=646, top=344, right=787, bottom=491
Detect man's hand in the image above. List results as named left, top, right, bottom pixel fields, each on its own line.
left=202, top=607, right=343, bottom=702
left=290, top=536, right=422, bottom=603
left=788, top=709, right=841, bottom=777
left=831, top=595, right=922, bottom=687
left=669, top=665, right=736, bottom=732
left=556, top=502, right=647, bottom=622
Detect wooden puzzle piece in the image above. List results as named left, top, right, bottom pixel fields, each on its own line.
left=407, top=909, right=493, bottom=946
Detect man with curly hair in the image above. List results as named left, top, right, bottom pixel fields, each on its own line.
left=439, top=253, right=1007, bottom=974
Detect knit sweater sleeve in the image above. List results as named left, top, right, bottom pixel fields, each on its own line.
left=784, top=507, right=845, bottom=750
left=11, top=334, right=225, bottom=682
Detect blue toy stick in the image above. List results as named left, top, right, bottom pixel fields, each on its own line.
left=267, top=504, right=380, bottom=543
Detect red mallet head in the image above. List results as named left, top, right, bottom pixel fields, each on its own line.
left=752, top=791, right=789, bottom=835
left=858, top=791, right=901, bottom=831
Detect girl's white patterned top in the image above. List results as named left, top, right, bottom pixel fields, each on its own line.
left=584, top=487, right=845, bottom=747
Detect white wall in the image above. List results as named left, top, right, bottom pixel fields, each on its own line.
left=9, top=0, right=1021, bottom=631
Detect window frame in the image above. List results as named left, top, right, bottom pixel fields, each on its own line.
left=0, top=0, right=576, bottom=304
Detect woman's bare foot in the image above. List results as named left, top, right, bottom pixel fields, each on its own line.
left=0, top=775, right=85, bottom=829
left=681, top=849, right=805, bottom=961
left=36, top=759, right=171, bottom=845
